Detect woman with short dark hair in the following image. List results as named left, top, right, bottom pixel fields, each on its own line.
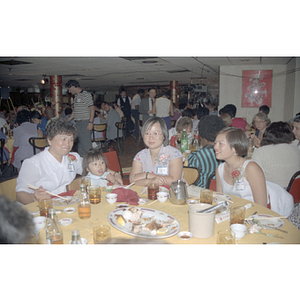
left=16, top=118, right=82, bottom=204
left=130, top=116, right=184, bottom=186
left=252, top=121, right=300, bottom=188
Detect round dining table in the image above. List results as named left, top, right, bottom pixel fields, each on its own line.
left=24, top=185, right=300, bottom=244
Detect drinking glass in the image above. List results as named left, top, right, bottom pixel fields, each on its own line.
left=38, top=198, right=53, bottom=217
left=87, top=185, right=101, bottom=204
left=93, top=225, right=111, bottom=244
left=80, top=176, right=91, bottom=191
left=217, top=229, right=236, bottom=244
left=148, top=182, right=159, bottom=200
left=200, top=189, right=213, bottom=204
left=230, top=205, right=246, bottom=225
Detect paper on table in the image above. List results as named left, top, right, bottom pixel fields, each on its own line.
left=215, top=203, right=252, bottom=224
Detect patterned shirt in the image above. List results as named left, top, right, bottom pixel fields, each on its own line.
left=74, top=90, right=94, bottom=121
left=133, top=145, right=184, bottom=175
left=188, top=144, right=221, bottom=188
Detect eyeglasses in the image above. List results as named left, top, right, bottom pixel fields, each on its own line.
left=144, top=132, right=163, bottom=138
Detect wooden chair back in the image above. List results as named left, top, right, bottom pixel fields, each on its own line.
left=92, top=123, right=107, bottom=145
left=28, top=137, right=47, bottom=155
left=0, top=177, right=17, bottom=201
left=183, top=166, right=199, bottom=185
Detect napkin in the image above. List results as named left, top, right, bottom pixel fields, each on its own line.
left=215, top=203, right=253, bottom=224
left=187, top=185, right=204, bottom=198
left=112, top=188, right=140, bottom=206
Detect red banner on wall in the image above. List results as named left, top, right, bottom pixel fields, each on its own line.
left=242, top=70, right=272, bottom=107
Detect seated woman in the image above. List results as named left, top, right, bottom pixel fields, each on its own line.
left=214, top=127, right=294, bottom=216
left=12, top=109, right=40, bottom=170
left=188, top=115, right=226, bottom=188
left=251, top=121, right=300, bottom=188
left=169, top=116, right=193, bottom=147
left=130, top=116, right=184, bottom=186
left=251, top=112, right=271, bottom=147
left=16, top=118, right=82, bottom=205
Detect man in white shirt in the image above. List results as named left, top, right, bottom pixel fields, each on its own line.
left=139, top=87, right=156, bottom=125
left=131, top=89, right=144, bottom=140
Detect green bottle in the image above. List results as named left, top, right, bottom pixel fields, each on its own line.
left=181, top=129, right=188, bottom=153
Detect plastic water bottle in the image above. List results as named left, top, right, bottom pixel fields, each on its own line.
left=181, top=129, right=188, bottom=153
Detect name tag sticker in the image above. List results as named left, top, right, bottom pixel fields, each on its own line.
left=68, top=164, right=75, bottom=172
left=156, top=166, right=168, bottom=175
left=236, top=180, right=244, bottom=191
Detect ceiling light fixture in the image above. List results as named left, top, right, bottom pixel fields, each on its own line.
left=41, top=75, right=48, bottom=85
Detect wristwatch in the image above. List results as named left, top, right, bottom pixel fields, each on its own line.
left=89, top=121, right=93, bottom=123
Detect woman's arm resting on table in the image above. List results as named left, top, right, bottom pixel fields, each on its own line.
left=245, top=161, right=268, bottom=207
left=130, top=157, right=183, bottom=186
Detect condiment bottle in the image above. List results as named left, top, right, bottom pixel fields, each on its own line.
left=46, top=209, right=63, bottom=244
left=78, top=183, right=91, bottom=220
left=180, top=129, right=188, bottom=153
left=70, top=229, right=83, bottom=244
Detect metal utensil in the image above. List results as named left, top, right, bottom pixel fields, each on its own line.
left=256, top=231, right=284, bottom=239
left=253, top=219, right=288, bottom=234
left=194, top=201, right=229, bottom=214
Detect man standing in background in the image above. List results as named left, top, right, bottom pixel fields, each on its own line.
left=65, top=80, right=95, bottom=156
left=131, top=89, right=144, bottom=141
left=117, top=89, right=133, bottom=136
left=139, top=87, right=156, bottom=125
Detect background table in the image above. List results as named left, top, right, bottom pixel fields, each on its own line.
left=25, top=185, right=300, bottom=244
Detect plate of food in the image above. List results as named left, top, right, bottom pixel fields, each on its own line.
left=108, top=207, right=180, bottom=239
left=247, top=214, right=284, bottom=229
left=213, top=192, right=232, bottom=201
left=51, top=196, right=78, bottom=207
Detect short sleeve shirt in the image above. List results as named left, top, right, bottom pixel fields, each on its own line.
left=133, top=145, right=184, bottom=175
left=74, top=90, right=94, bottom=120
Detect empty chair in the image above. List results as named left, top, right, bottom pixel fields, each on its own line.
left=28, top=137, right=47, bottom=155
left=286, top=170, right=300, bottom=205
left=92, top=123, right=107, bottom=147
left=100, top=145, right=129, bottom=185
left=183, top=166, right=200, bottom=185
left=115, top=120, right=125, bottom=152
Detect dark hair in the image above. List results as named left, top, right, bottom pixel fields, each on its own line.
left=293, top=116, right=300, bottom=123
left=65, top=107, right=73, bottom=115
left=261, top=121, right=294, bottom=146
left=148, top=87, right=156, bottom=92
left=45, top=118, right=77, bottom=142
left=30, top=110, right=42, bottom=120
left=17, top=109, right=31, bottom=124
left=221, top=104, right=237, bottom=118
left=198, top=115, right=226, bottom=142
left=141, top=116, right=169, bottom=147
left=196, top=106, right=209, bottom=120
left=216, top=127, right=248, bottom=157
left=181, top=108, right=195, bottom=118
left=259, top=105, right=270, bottom=115
left=137, top=89, right=145, bottom=94
left=82, top=148, right=108, bottom=176
left=65, top=80, right=80, bottom=88
left=0, top=195, right=35, bottom=243
left=161, top=90, right=171, bottom=97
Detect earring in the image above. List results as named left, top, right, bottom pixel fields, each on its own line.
left=234, top=153, right=237, bottom=156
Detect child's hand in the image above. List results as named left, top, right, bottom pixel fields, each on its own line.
left=114, top=173, right=123, bottom=185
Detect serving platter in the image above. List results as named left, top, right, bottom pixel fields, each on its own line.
left=108, top=207, right=180, bottom=239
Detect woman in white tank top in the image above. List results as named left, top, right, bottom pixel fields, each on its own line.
left=214, top=127, right=268, bottom=207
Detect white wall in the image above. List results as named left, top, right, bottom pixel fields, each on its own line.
left=219, top=64, right=293, bottom=124
left=293, top=58, right=300, bottom=116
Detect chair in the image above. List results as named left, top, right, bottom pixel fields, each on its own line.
left=183, top=166, right=199, bottom=185
left=92, top=123, right=107, bottom=147
left=28, top=137, right=47, bottom=155
left=0, top=138, right=9, bottom=177
left=0, top=177, right=17, bottom=201
left=100, top=145, right=130, bottom=185
left=67, top=175, right=82, bottom=191
left=115, top=120, right=125, bottom=152
left=206, top=172, right=216, bottom=191
left=286, top=170, right=300, bottom=205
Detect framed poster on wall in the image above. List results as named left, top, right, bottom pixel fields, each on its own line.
left=242, top=70, right=272, bottom=107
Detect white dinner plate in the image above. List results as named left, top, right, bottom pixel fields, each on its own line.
left=108, top=207, right=180, bottom=239
left=247, top=214, right=284, bottom=229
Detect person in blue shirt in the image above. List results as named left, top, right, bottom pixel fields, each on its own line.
left=31, top=110, right=47, bottom=136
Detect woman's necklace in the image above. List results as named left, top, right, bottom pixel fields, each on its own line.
left=228, top=157, right=243, bottom=184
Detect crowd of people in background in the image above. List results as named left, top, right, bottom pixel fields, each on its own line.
left=1, top=81, right=300, bottom=240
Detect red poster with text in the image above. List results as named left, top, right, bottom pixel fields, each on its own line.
left=242, top=70, right=272, bottom=107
